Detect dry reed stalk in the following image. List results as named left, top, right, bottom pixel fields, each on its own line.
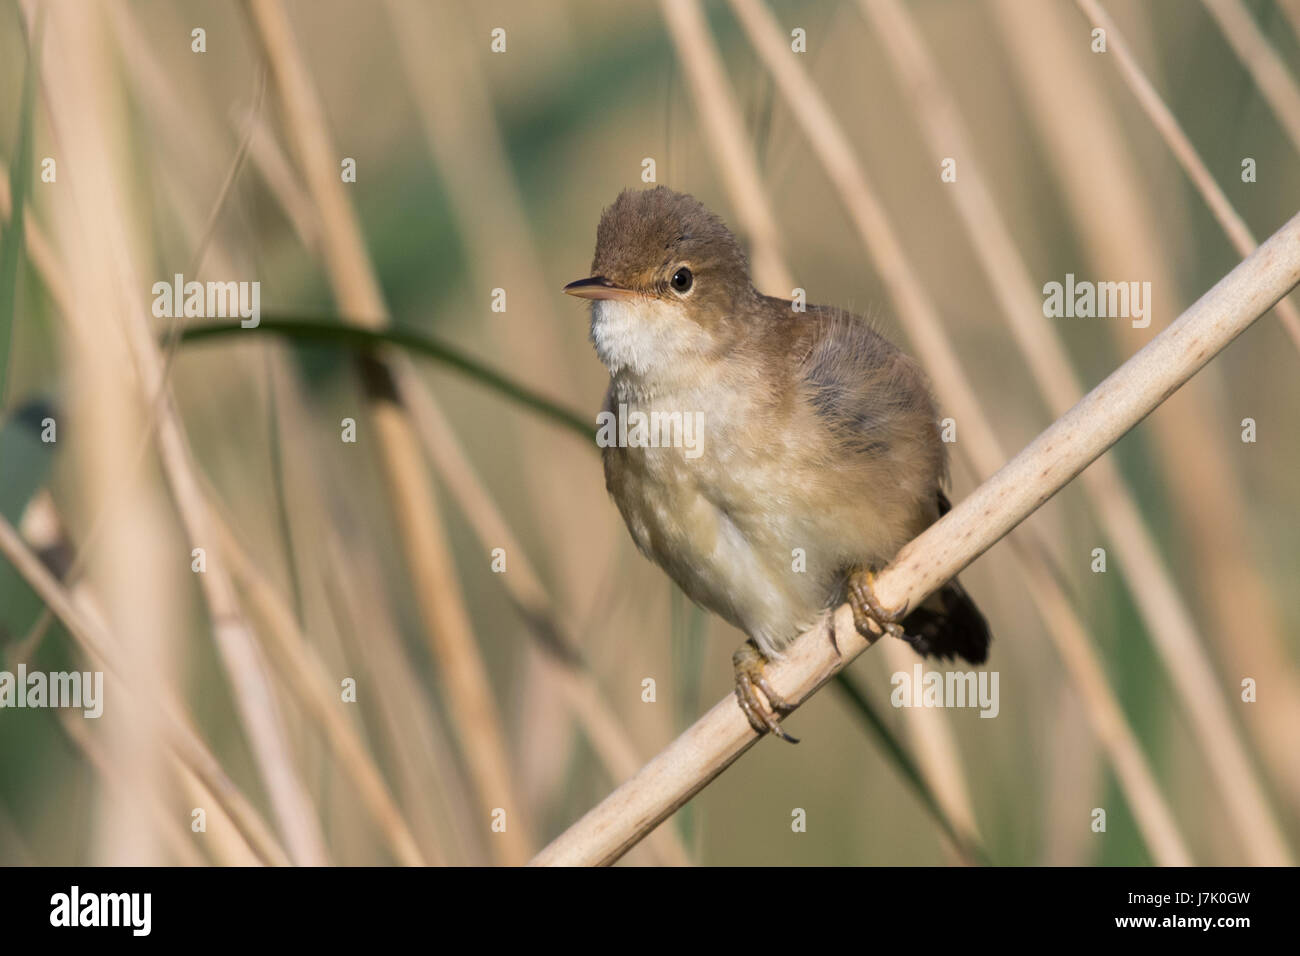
left=2, top=127, right=258, bottom=661
left=855, top=0, right=1290, bottom=864
left=0, top=167, right=69, bottom=316
left=382, top=0, right=625, bottom=755
left=239, top=111, right=322, bottom=251
left=382, top=0, right=582, bottom=399
left=1001, top=534, right=1192, bottom=866
left=109, top=2, right=434, bottom=863
left=673, top=0, right=1192, bottom=865
left=4, top=64, right=526, bottom=866
left=533, top=207, right=1300, bottom=866
left=218, top=36, right=690, bottom=865
left=255, top=345, right=482, bottom=865
left=0, top=510, right=290, bottom=866
left=258, top=346, right=472, bottom=865
left=243, top=0, right=533, bottom=863
left=21, top=493, right=197, bottom=866
left=23, top=7, right=172, bottom=867
left=873, top=637, right=983, bottom=853
left=1284, top=0, right=1300, bottom=46
left=658, top=0, right=793, bottom=292
left=1200, top=0, right=1300, bottom=157
left=173, top=763, right=263, bottom=866
left=6, top=31, right=695, bottom=867
left=319, top=528, right=486, bottom=864
left=401, top=386, right=693, bottom=866
left=30, top=0, right=329, bottom=865
left=1041, top=684, right=1103, bottom=864
left=992, top=0, right=1300, bottom=815
left=232, top=5, right=680, bottom=861
left=210, top=511, right=430, bottom=866
left=1076, top=0, right=1300, bottom=352
left=3, top=147, right=259, bottom=692
left=109, top=2, right=429, bottom=865
left=57, top=710, right=206, bottom=867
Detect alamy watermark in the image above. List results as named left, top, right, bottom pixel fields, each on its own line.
left=0, top=665, right=103, bottom=718
left=50, top=886, right=150, bottom=936
left=890, top=663, right=999, bottom=718
left=596, top=402, right=704, bottom=459
left=152, top=273, right=260, bottom=328
left=1042, top=273, right=1152, bottom=329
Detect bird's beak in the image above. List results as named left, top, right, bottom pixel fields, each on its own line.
left=563, top=276, right=638, bottom=301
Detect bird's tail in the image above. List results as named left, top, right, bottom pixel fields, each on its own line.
left=899, top=577, right=991, bottom=665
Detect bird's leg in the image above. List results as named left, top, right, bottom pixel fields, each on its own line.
left=732, top=640, right=799, bottom=744
left=848, top=567, right=909, bottom=642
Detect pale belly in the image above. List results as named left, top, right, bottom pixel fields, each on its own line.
left=604, top=433, right=852, bottom=657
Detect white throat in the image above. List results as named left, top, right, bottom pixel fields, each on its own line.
left=590, top=297, right=711, bottom=399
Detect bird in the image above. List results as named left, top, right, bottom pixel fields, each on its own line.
left=564, top=186, right=990, bottom=741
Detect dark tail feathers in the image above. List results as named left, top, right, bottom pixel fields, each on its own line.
left=899, top=578, right=990, bottom=665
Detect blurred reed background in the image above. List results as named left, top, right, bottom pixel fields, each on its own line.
left=0, top=0, right=1297, bottom=866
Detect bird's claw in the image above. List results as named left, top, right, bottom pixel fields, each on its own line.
left=848, top=568, right=909, bottom=642
left=732, top=641, right=799, bottom=744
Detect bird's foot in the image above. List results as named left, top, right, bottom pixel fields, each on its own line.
left=848, top=568, right=909, bottom=643
left=732, top=640, right=799, bottom=744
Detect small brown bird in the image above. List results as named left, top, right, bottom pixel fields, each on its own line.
left=565, top=187, right=990, bottom=741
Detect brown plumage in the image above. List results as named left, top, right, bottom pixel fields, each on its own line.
left=566, top=187, right=990, bottom=739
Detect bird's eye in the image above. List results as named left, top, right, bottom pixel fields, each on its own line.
left=670, top=267, right=693, bottom=293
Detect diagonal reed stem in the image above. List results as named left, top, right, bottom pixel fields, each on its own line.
left=0, top=511, right=291, bottom=867
left=1200, top=0, right=1300, bottom=159
left=860, top=0, right=1290, bottom=863
left=1076, top=0, right=1300, bottom=352
left=994, top=0, right=1300, bottom=820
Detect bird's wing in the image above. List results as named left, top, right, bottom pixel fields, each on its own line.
left=793, top=305, right=938, bottom=460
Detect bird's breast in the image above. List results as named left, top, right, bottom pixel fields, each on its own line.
left=601, top=386, right=857, bottom=652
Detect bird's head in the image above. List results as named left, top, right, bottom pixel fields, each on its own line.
left=565, top=187, right=758, bottom=384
